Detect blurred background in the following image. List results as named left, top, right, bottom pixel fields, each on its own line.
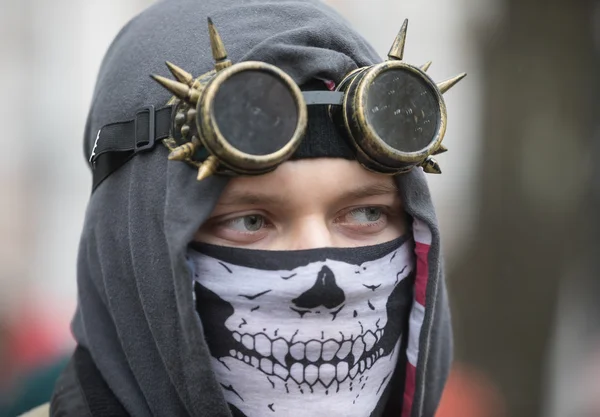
left=0, top=0, right=597, bottom=416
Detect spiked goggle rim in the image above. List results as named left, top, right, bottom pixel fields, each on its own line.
left=162, top=65, right=457, bottom=175
left=197, top=61, right=308, bottom=173
left=167, top=62, right=446, bottom=175
left=337, top=61, right=447, bottom=168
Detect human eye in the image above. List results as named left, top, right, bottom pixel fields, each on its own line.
left=202, top=213, right=272, bottom=245
left=346, top=207, right=384, bottom=223
left=335, top=206, right=388, bottom=234
left=223, top=214, right=267, bottom=232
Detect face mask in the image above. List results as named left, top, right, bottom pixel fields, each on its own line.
left=188, top=236, right=414, bottom=417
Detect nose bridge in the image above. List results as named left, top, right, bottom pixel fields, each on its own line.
left=286, top=215, right=332, bottom=250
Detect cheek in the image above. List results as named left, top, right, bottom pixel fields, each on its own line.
left=332, top=216, right=408, bottom=247
left=194, top=228, right=218, bottom=245
left=267, top=216, right=408, bottom=250
left=382, top=213, right=408, bottom=239
left=331, top=232, right=397, bottom=248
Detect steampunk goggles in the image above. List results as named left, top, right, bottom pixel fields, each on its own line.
left=90, top=18, right=465, bottom=190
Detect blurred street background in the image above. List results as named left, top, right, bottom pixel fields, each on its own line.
left=0, top=0, right=598, bottom=416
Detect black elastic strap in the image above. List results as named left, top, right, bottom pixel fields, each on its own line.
left=90, top=93, right=344, bottom=193
left=90, top=105, right=173, bottom=192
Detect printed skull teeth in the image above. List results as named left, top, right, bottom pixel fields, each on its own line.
left=351, top=338, right=365, bottom=367
left=226, top=329, right=388, bottom=387
left=228, top=347, right=387, bottom=388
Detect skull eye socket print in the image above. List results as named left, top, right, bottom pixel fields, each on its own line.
left=189, top=236, right=415, bottom=417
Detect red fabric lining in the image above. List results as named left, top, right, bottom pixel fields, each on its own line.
left=414, top=242, right=430, bottom=306
left=402, top=363, right=417, bottom=417
left=324, top=79, right=336, bottom=90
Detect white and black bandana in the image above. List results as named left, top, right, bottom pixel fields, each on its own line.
left=188, top=236, right=415, bottom=417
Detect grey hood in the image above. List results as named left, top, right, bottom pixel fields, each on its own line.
left=52, top=0, right=452, bottom=416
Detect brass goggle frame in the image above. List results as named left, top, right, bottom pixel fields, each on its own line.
left=152, top=18, right=465, bottom=181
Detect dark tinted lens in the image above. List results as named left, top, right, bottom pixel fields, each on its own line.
left=213, top=70, right=299, bottom=156
left=366, top=68, right=439, bottom=153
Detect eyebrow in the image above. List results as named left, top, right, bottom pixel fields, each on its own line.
left=216, top=191, right=287, bottom=207
left=216, top=182, right=399, bottom=207
left=339, top=182, right=399, bottom=201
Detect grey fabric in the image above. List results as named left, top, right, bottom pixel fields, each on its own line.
left=65, top=0, right=452, bottom=416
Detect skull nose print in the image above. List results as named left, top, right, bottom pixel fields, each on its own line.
left=292, top=266, right=345, bottom=310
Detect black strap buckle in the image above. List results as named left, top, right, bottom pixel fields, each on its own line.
left=134, top=105, right=156, bottom=152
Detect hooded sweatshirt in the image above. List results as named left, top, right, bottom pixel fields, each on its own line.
left=49, top=0, right=453, bottom=416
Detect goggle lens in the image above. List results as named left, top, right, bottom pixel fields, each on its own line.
left=365, top=68, right=440, bottom=154
left=213, top=70, right=300, bottom=156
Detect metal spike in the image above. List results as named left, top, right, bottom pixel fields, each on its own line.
left=165, top=61, right=194, bottom=86
left=421, top=157, right=442, bottom=174
left=175, top=112, right=186, bottom=126
left=207, top=17, right=232, bottom=71
left=150, top=74, right=200, bottom=104
left=151, top=74, right=188, bottom=99
left=433, top=143, right=448, bottom=155
left=437, top=73, right=467, bottom=94
left=197, top=155, right=219, bottom=181
left=186, top=108, right=197, bottom=123
left=181, top=124, right=190, bottom=138
left=387, top=19, right=408, bottom=61
left=420, top=61, right=432, bottom=72
left=168, top=142, right=197, bottom=161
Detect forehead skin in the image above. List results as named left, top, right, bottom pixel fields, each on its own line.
left=217, top=159, right=397, bottom=211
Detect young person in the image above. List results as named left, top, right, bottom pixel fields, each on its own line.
left=25, top=0, right=464, bottom=415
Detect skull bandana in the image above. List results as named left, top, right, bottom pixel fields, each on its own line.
left=188, top=235, right=415, bottom=417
